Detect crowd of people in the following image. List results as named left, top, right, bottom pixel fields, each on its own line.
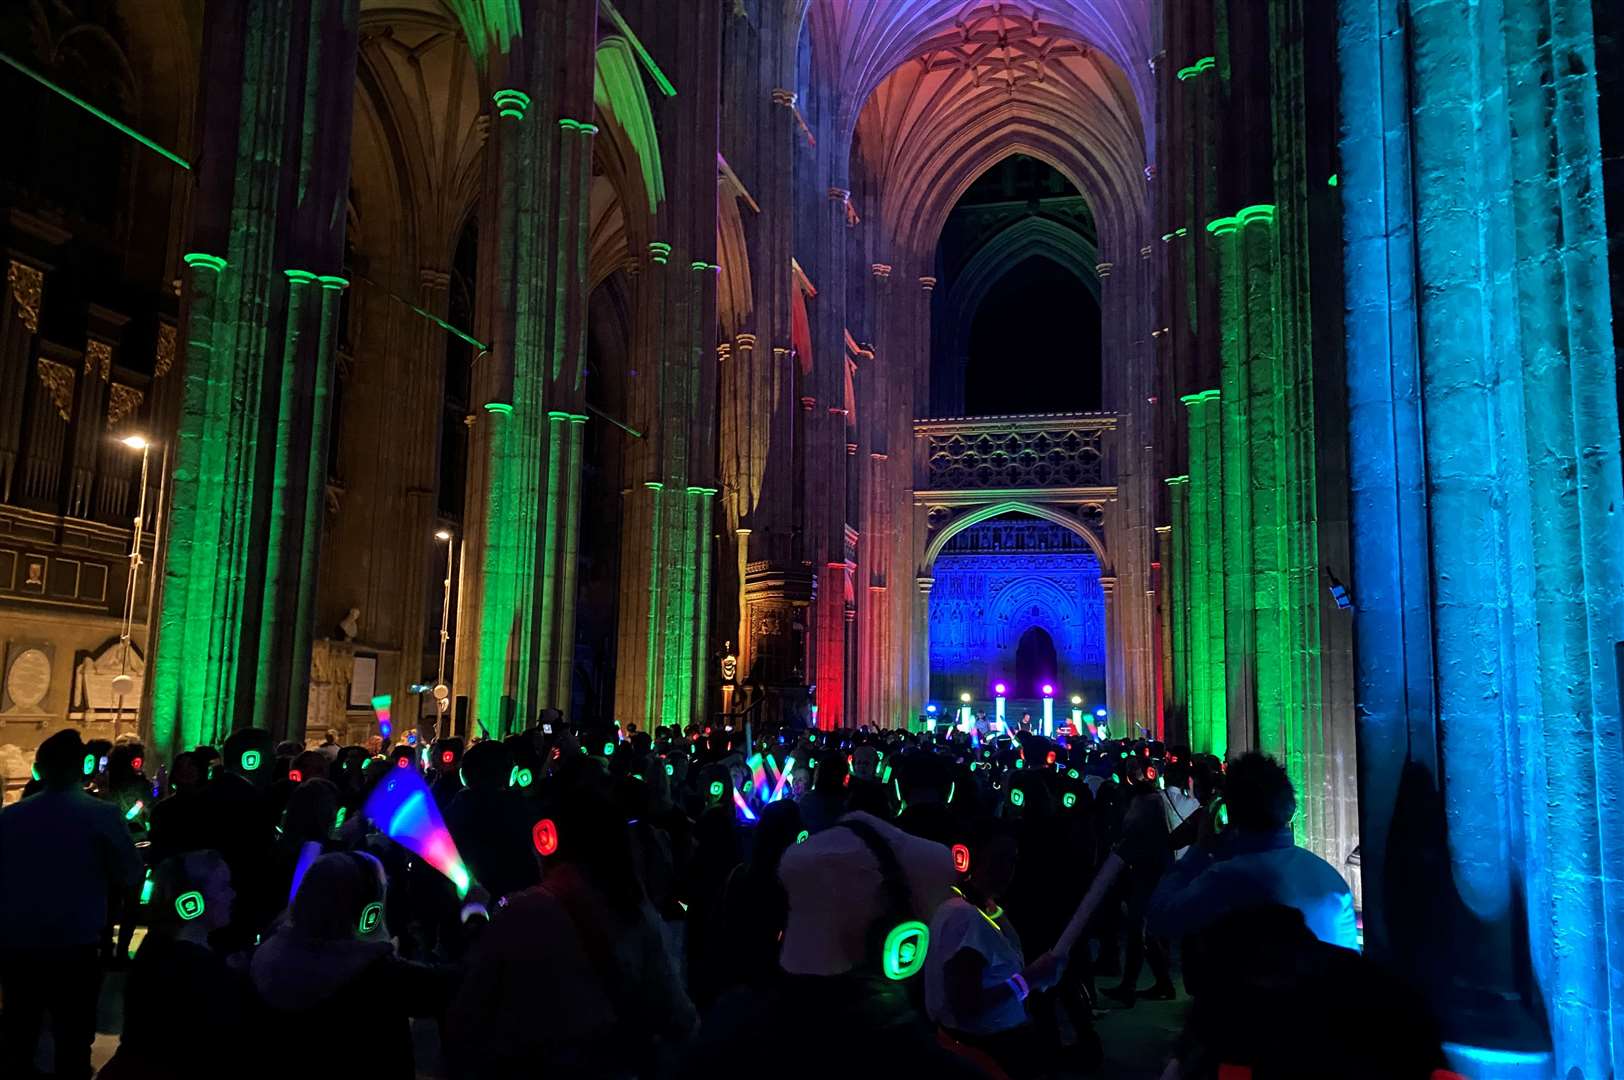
left=0, top=713, right=1459, bottom=1079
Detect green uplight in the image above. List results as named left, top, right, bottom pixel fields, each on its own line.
left=484, top=402, right=514, bottom=415
left=491, top=88, right=531, bottom=120
left=182, top=252, right=228, bottom=273
left=1176, top=56, right=1217, bottom=82
left=0, top=50, right=192, bottom=169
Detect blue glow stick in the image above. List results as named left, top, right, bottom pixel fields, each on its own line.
left=288, top=840, right=322, bottom=904
left=732, top=788, right=758, bottom=822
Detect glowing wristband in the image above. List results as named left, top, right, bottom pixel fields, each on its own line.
left=1007, top=972, right=1030, bottom=1001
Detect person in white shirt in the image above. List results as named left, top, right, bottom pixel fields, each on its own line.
left=925, top=822, right=1064, bottom=1077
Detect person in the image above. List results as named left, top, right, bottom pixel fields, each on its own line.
left=682, top=811, right=981, bottom=1079
left=100, top=851, right=257, bottom=1080
left=1105, top=761, right=1176, bottom=1004
left=446, top=788, right=695, bottom=1076
left=1147, top=752, right=1358, bottom=950
left=925, top=821, right=1069, bottom=1077
left=250, top=851, right=466, bottom=1079
left=0, top=729, right=143, bottom=1080
left=444, top=739, right=540, bottom=902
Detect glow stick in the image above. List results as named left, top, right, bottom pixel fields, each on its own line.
left=764, top=754, right=782, bottom=789
left=747, top=753, right=769, bottom=797
left=372, top=694, right=393, bottom=739
left=288, top=840, right=322, bottom=904
left=732, top=788, right=757, bottom=822
left=363, top=766, right=470, bottom=897
left=1049, top=852, right=1124, bottom=958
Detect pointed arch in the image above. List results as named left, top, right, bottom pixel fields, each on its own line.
left=594, top=36, right=665, bottom=215
left=924, top=501, right=1108, bottom=571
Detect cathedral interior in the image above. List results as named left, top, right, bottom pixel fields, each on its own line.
left=0, top=0, right=1622, bottom=1074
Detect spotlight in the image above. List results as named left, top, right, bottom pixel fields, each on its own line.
left=994, top=682, right=1007, bottom=695
left=120, top=434, right=150, bottom=450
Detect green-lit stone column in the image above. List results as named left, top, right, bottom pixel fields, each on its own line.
left=548, top=412, right=588, bottom=710
left=149, top=253, right=232, bottom=757
left=473, top=84, right=546, bottom=737
left=1208, top=214, right=1256, bottom=752
left=1164, top=476, right=1192, bottom=742
left=1181, top=390, right=1226, bottom=758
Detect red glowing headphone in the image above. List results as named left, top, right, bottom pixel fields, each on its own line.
left=532, top=818, right=559, bottom=857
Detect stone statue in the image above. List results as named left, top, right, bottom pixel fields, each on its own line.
left=336, top=607, right=361, bottom=641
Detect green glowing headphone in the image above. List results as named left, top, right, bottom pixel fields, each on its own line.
left=357, top=901, right=383, bottom=935
left=837, top=817, right=928, bottom=981
left=175, top=890, right=205, bottom=921
left=82, top=753, right=96, bottom=777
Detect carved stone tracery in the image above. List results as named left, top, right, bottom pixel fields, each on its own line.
left=925, top=424, right=1104, bottom=489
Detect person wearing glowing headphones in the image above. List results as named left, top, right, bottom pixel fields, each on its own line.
left=0, top=729, right=143, bottom=1080
left=101, top=851, right=250, bottom=1080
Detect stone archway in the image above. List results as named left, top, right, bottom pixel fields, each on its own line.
left=909, top=412, right=1139, bottom=724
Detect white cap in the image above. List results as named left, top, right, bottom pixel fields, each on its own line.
left=777, top=811, right=956, bottom=976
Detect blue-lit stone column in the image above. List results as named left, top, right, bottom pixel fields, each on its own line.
left=1340, top=0, right=1624, bottom=1075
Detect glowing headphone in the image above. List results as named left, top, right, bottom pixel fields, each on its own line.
left=1062, top=792, right=1077, bottom=809
left=175, top=890, right=205, bottom=921
left=951, top=843, right=971, bottom=874
left=288, top=768, right=304, bottom=783
left=82, top=754, right=95, bottom=777
left=837, top=818, right=928, bottom=981
left=241, top=749, right=261, bottom=771
left=357, top=902, right=383, bottom=935
left=532, top=818, right=559, bottom=856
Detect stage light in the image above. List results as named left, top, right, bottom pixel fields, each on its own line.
left=121, top=434, right=149, bottom=450
left=994, top=682, right=1006, bottom=695
left=1071, top=695, right=1082, bottom=706
left=1042, top=684, right=1053, bottom=696
left=1096, top=707, right=1107, bottom=717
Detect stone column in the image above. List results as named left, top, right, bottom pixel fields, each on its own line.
left=1180, top=390, right=1225, bottom=758
left=148, top=0, right=361, bottom=755
left=1340, top=0, right=1624, bottom=1071
left=1163, top=478, right=1192, bottom=743
left=1099, top=575, right=1120, bottom=729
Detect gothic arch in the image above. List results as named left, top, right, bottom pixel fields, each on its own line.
left=945, top=214, right=1100, bottom=363
left=594, top=35, right=666, bottom=216
left=924, top=501, right=1108, bottom=572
